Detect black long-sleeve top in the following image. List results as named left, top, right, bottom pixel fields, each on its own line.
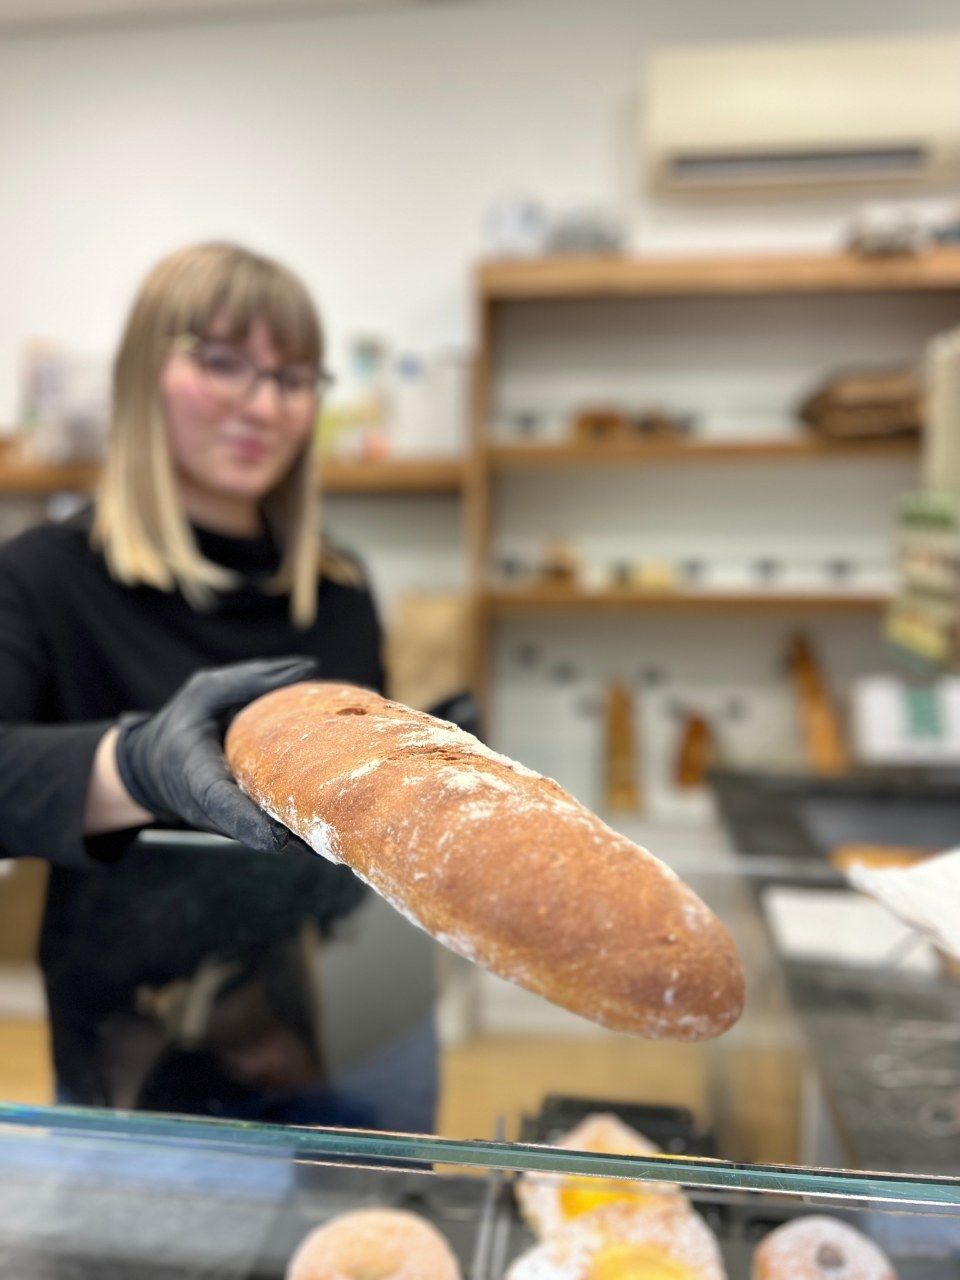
left=0, top=511, right=383, bottom=1103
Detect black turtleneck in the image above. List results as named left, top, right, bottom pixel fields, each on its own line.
left=0, top=510, right=383, bottom=1103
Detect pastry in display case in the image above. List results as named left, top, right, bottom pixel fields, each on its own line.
left=751, top=1216, right=897, bottom=1280
left=516, top=1113, right=684, bottom=1237
left=505, top=1200, right=727, bottom=1280
left=285, top=1208, right=461, bottom=1280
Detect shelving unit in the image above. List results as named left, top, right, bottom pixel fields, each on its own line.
left=484, top=587, right=891, bottom=615
left=0, top=440, right=466, bottom=497
left=468, top=248, right=960, bottom=712
left=487, top=437, right=918, bottom=470
left=477, top=248, right=960, bottom=299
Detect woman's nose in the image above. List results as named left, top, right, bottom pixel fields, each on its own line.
left=242, top=373, right=283, bottom=419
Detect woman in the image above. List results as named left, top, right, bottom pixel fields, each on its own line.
left=0, top=242, right=436, bottom=1127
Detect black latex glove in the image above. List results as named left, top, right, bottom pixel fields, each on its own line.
left=115, top=657, right=317, bottom=854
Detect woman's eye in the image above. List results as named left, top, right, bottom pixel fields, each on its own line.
left=200, top=348, right=246, bottom=377
left=277, top=369, right=313, bottom=394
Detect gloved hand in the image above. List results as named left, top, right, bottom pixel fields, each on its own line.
left=115, top=657, right=316, bottom=854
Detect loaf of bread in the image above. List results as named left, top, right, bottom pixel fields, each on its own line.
left=225, top=682, right=744, bottom=1039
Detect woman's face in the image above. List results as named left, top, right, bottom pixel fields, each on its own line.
left=161, top=317, right=317, bottom=512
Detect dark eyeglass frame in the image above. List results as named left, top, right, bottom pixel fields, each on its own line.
left=172, top=333, right=335, bottom=404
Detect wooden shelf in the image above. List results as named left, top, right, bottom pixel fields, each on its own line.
left=487, top=437, right=919, bottom=470
left=485, top=586, right=891, bottom=614
left=0, top=442, right=465, bottom=497
left=0, top=449, right=98, bottom=494
left=320, top=455, right=464, bottom=494
left=477, top=248, right=960, bottom=301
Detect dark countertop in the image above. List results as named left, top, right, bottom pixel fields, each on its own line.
left=783, top=959, right=960, bottom=1176
left=711, top=767, right=960, bottom=1178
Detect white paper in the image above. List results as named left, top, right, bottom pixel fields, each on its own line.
left=762, top=886, right=938, bottom=973
left=847, top=848, right=960, bottom=960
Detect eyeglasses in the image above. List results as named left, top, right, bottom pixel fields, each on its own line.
left=173, top=334, right=334, bottom=409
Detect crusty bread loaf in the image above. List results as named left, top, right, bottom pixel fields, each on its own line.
left=225, top=682, right=744, bottom=1039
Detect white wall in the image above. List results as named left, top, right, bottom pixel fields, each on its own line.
left=1, top=0, right=959, bottom=408
left=2, top=0, right=958, bottom=804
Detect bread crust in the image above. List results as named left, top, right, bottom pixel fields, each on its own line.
left=226, top=682, right=744, bottom=1039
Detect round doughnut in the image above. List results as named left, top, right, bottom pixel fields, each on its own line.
left=285, top=1208, right=461, bottom=1280
left=517, top=1113, right=687, bottom=1238
left=506, top=1201, right=726, bottom=1280
left=752, top=1216, right=897, bottom=1280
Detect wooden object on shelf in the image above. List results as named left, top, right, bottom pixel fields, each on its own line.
left=608, top=559, right=679, bottom=592
left=635, top=408, right=691, bottom=438
left=570, top=407, right=634, bottom=444
left=674, top=712, right=717, bottom=789
left=786, top=633, right=850, bottom=776
left=799, top=368, right=923, bottom=440
left=570, top=406, right=691, bottom=446
left=602, top=681, right=641, bottom=813
left=537, top=539, right=582, bottom=585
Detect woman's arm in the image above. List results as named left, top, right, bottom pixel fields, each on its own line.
left=0, top=550, right=149, bottom=865
left=84, top=725, right=153, bottom=835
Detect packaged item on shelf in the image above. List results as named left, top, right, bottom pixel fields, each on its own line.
left=484, top=194, right=549, bottom=257
left=570, top=406, right=692, bottom=445
left=608, top=559, right=679, bottom=592
left=545, top=208, right=625, bottom=256
left=798, top=368, right=923, bottom=441
left=320, top=336, right=391, bottom=460
left=389, top=354, right=432, bottom=457
left=889, top=491, right=960, bottom=663
left=634, top=408, right=695, bottom=438
left=923, top=325, right=960, bottom=490
left=18, top=339, right=110, bottom=462
left=847, top=201, right=932, bottom=258
left=571, top=407, right=635, bottom=444
left=850, top=675, right=960, bottom=766
left=427, top=348, right=470, bottom=456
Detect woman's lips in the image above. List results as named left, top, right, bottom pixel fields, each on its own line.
left=226, top=436, right=270, bottom=464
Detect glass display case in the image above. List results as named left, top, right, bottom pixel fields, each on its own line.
left=0, top=1101, right=958, bottom=1277
left=5, top=816, right=960, bottom=1275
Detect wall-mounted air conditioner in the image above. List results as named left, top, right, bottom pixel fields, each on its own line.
left=644, top=34, right=960, bottom=193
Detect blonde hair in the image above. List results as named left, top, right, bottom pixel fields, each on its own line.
left=93, top=241, right=359, bottom=627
